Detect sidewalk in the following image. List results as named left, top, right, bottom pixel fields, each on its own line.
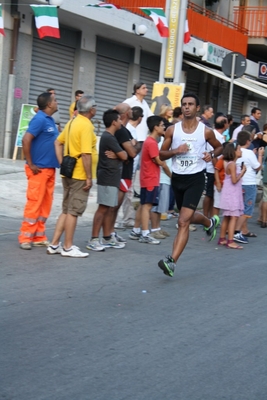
left=0, top=158, right=98, bottom=225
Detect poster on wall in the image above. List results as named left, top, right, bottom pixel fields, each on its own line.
left=15, top=104, right=37, bottom=147
left=150, top=83, right=185, bottom=115
left=12, top=104, right=36, bottom=160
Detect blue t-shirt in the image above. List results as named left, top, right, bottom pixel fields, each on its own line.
left=27, top=111, right=59, bottom=168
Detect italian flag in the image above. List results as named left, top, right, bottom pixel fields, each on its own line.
left=86, top=3, right=121, bottom=9
left=140, top=8, right=169, bottom=38
left=184, top=20, right=190, bottom=44
left=0, top=4, right=5, bottom=37
left=31, top=5, right=60, bottom=39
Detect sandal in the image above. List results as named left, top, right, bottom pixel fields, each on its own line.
left=242, top=232, right=257, bottom=237
left=226, top=240, right=243, bottom=249
left=261, top=222, right=267, bottom=228
left=217, top=237, right=227, bottom=246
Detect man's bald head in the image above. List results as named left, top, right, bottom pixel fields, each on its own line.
left=114, top=103, right=132, bottom=126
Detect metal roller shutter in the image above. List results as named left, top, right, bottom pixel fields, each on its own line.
left=140, top=67, right=159, bottom=107
left=185, top=79, right=200, bottom=95
left=231, top=90, right=245, bottom=121
left=29, top=38, right=75, bottom=126
left=94, top=55, right=129, bottom=135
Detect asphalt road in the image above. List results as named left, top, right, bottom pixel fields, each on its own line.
left=0, top=214, right=266, bottom=400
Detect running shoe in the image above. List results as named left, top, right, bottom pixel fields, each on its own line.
left=158, top=255, right=176, bottom=277
left=150, top=230, right=166, bottom=239
left=47, top=242, right=63, bottom=255
left=233, top=233, right=249, bottom=244
left=139, top=234, right=160, bottom=244
left=86, top=239, right=105, bottom=252
left=129, top=230, right=141, bottom=240
left=204, top=215, right=220, bottom=241
left=159, top=229, right=170, bottom=237
left=20, top=242, right=32, bottom=250
left=101, top=237, right=125, bottom=249
left=113, top=232, right=127, bottom=243
left=61, top=246, right=89, bottom=258
left=33, top=240, right=50, bottom=247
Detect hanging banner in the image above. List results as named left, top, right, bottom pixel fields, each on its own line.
left=151, top=82, right=185, bottom=114
left=164, top=0, right=180, bottom=79
left=14, top=104, right=36, bottom=147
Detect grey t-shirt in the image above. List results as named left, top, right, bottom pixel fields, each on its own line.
left=97, top=131, right=123, bottom=188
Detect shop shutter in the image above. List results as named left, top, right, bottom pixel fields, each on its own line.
left=29, top=37, right=75, bottom=126
left=94, top=55, right=129, bottom=135
left=140, top=67, right=159, bottom=107
left=231, top=90, right=246, bottom=121
left=185, top=79, right=200, bottom=95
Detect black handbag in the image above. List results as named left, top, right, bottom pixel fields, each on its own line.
left=60, top=120, right=80, bottom=178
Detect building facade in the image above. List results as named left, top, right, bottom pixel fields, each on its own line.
left=0, top=0, right=267, bottom=157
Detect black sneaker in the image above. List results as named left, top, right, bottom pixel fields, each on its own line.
left=158, top=256, right=176, bottom=277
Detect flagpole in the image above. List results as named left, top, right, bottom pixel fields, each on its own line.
left=174, top=0, right=188, bottom=83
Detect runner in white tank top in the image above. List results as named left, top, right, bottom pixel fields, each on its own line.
left=157, top=93, right=223, bottom=278
left=171, top=121, right=206, bottom=175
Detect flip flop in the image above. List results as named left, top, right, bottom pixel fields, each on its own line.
left=226, top=240, right=243, bottom=249
left=242, top=232, right=257, bottom=237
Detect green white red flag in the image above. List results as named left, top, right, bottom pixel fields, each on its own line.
left=0, top=4, right=5, bottom=37
left=184, top=20, right=190, bottom=44
left=30, top=5, right=60, bottom=39
left=140, top=8, right=169, bottom=38
left=86, top=3, right=121, bottom=9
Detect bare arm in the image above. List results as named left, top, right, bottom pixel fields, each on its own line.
left=214, top=169, right=221, bottom=192
left=152, top=157, right=172, bottom=178
left=22, top=132, right=41, bottom=174
left=81, top=153, right=92, bottom=191
left=121, top=140, right=139, bottom=159
left=159, top=126, right=188, bottom=160
left=227, top=161, right=246, bottom=184
left=54, top=139, right=64, bottom=165
left=116, top=150, right=128, bottom=161
left=204, top=128, right=223, bottom=159
left=255, top=147, right=264, bottom=172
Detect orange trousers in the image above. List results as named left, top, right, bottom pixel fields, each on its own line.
left=18, top=165, right=55, bottom=244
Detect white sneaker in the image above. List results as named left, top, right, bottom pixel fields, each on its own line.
left=139, top=234, right=161, bottom=245
left=86, top=239, right=105, bottom=252
left=47, top=242, right=63, bottom=255
left=61, top=246, right=89, bottom=258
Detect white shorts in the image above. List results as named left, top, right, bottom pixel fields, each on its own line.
left=213, top=185, right=221, bottom=209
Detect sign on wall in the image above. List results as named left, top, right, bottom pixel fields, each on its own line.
left=258, top=62, right=267, bottom=80
left=151, top=82, right=185, bottom=114
left=164, top=0, right=180, bottom=79
left=12, top=104, right=36, bottom=160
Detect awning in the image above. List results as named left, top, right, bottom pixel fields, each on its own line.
left=184, top=60, right=267, bottom=98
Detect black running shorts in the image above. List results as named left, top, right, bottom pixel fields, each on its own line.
left=171, top=170, right=205, bottom=211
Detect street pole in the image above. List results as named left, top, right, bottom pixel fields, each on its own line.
left=228, top=53, right=237, bottom=115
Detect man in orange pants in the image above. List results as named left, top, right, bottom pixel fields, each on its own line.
left=18, top=92, right=59, bottom=250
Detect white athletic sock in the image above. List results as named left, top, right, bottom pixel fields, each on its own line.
left=142, top=230, right=150, bottom=237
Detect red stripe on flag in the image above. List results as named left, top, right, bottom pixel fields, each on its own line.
left=157, top=18, right=169, bottom=38
left=0, top=28, right=6, bottom=37
left=37, top=26, right=60, bottom=39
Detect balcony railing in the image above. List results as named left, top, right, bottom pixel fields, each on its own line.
left=233, top=6, right=267, bottom=38
left=188, top=2, right=248, bottom=34
left=104, top=0, right=248, bottom=55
